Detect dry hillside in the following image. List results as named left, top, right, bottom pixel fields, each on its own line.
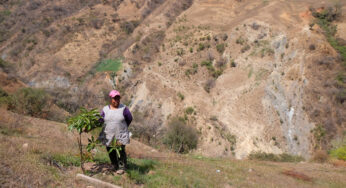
left=0, top=0, right=345, bottom=160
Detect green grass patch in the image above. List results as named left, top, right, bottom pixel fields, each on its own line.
left=95, top=59, right=122, bottom=72
left=126, top=158, right=157, bottom=184
left=248, top=152, right=304, bottom=162
left=93, top=150, right=111, bottom=164
left=330, top=145, right=346, bottom=161
left=43, top=153, right=81, bottom=167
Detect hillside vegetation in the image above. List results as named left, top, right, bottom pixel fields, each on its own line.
left=0, top=0, right=346, bottom=187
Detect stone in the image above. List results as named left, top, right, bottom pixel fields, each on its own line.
left=22, top=143, right=28, bottom=151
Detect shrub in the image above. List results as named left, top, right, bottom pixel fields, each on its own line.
left=90, top=18, right=104, bottom=29
left=177, top=48, right=184, bottom=56
left=197, top=43, right=205, bottom=51
left=163, top=118, right=198, bottom=153
left=0, top=58, right=11, bottom=71
left=178, top=92, right=185, bottom=101
left=225, top=133, right=236, bottom=147
left=204, top=79, right=215, bottom=93
left=216, top=43, right=225, bottom=54
left=312, top=124, right=326, bottom=148
left=185, top=69, right=191, bottom=77
left=120, top=20, right=139, bottom=34
left=236, top=36, right=245, bottom=45
left=0, top=87, right=8, bottom=98
left=312, top=150, right=329, bottom=163
left=128, top=109, right=161, bottom=146
left=0, top=9, right=11, bottom=23
left=230, top=60, right=236, bottom=67
left=212, top=69, right=223, bottom=78
left=201, top=60, right=214, bottom=71
left=216, top=58, right=227, bottom=68
left=311, top=6, right=346, bottom=63
left=248, top=152, right=304, bottom=162
left=185, top=107, right=194, bottom=115
left=330, top=145, right=346, bottom=161
left=7, top=88, right=49, bottom=117
left=241, top=44, right=251, bottom=53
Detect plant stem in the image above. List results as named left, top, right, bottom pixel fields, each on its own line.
left=78, top=132, right=85, bottom=173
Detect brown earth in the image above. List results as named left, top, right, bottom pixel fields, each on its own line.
left=0, top=0, right=345, bottom=160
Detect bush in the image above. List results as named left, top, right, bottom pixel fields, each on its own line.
left=248, top=152, right=304, bottom=162
left=185, top=107, right=194, bottom=115
left=7, top=88, right=49, bottom=117
left=177, top=92, right=184, bottom=101
left=330, top=145, right=346, bottom=161
left=120, top=20, right=140, bottom=34
left=311, top=5, right=346, bottom=63
left=197, top=43, right=205, bottom=51
left=230, top=60, right=236, bottom=67
left=216, top=43, right=225, bottom=54
left=128, top=109, right=161, bottom=146
left=241, top=44, right=251, bottom=53
left=0, top=87, right=8, bottom=98
left=177, top=48, right=184, bottom=56
left=312, top=124, right=326, bottom=148
left=163, top=118, right=198, bottom=153
left=236, top=36, right=245, bottom=45
left=0, top=58, right=12, bottom=73
left=312, top=150, right=329, bottom=163
left=204, top=79, right=215, bottom=93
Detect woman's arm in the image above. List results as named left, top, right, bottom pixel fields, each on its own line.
left=99, top=110, right=105, bottom=124
left=123, top=107, right=133, bottom=126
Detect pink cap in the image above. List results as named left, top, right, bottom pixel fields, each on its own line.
left=109, top=90, right=121, bottom=98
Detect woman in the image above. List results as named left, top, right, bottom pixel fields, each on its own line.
left=99, top=90, right=132, bottom=175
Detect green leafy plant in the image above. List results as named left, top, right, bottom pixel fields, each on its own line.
left=67, top=108, right=103, bottom=173
left=330, top=145, right=346, bottom=161
left=6, top=88, right=48, bottom=117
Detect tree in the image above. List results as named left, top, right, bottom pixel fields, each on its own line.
left=67, top=108, right=103, bottom=173
left=163, top=118, right=198, bottom=153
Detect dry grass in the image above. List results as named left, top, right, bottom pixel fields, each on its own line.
left=0, top=108, right=86, bottom=187
left=312, top=150, right=329, bottom=163
left=282, top=170, right=313, bottom=182
left=1, top=109, right=346, bottom=188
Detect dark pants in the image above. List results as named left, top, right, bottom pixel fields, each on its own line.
left=106, top=145, right=127, bottom=170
